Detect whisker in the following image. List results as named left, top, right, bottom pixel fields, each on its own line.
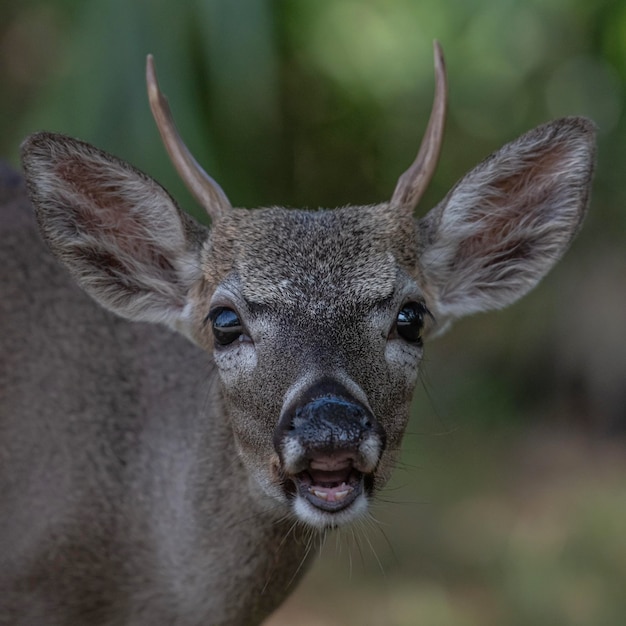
left=286, top=531, right=316, bottom=589
left=365, top=512, right=399, bottom=568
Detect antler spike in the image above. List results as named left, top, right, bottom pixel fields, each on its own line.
left=390, top=41, right=448, bottom=213
left=146, top=54, right=232, bottom=221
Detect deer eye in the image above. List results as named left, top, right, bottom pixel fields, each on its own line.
left=395, top=302, right=427, bottom=343
left=209, top=307, right=244, bottom=346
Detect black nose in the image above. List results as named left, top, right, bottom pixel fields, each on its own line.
left=291, top=396, right=370, bottom=451
left=273, top=378, right=385, bottom=457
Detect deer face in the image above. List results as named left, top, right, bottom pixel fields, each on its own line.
left=191, top=205, right=428, bottom=527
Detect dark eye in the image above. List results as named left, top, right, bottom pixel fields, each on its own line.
left=395, top=302, right=427, bottom=343
left=208, top=307, right=244, bottom=346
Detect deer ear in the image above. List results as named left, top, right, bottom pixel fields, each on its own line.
left=21, top=132, right=208, bottom=332
left=417, top=117, right=596, bottom=333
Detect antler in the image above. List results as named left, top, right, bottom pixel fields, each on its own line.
left=146, top=55, right=232, bottom=221
left=390, top=41, right=448, bottom=213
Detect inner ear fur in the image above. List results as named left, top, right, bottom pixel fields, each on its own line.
left=21, top=132, right=208, bottom=329
left=417, top=116, right=596, bottom=329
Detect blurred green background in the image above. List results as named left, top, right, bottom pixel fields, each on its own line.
left=1, top=0, right=625, bottom=624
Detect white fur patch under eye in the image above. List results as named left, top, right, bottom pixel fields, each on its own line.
left=213, top=342, right=257, bottom=384
left=385, top=341, right=421, bottom=378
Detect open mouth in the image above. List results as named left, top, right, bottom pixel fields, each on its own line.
left=289, top=457, right=365, bottom=512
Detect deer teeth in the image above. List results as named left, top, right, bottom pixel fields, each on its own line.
left=309, top=485, right=353, bottom=502
left=311, top=488, right=329, bottom=500
left=334, top=488, right=350, bottom=500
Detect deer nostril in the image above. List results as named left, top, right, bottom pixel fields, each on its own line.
left=285, top=395, right=376, bottom=453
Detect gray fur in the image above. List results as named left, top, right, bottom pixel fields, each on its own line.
left=0, top=114, right=594, bottom=625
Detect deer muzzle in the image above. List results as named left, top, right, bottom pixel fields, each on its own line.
left=274, top=381, right=385, bottom=524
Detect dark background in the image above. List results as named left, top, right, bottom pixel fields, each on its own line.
left=2, top=1, right=624, bottom=624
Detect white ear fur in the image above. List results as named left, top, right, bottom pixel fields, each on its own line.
left=21, top=132, right=208, bottom=333
left=418, top=117, right=596, bottom=333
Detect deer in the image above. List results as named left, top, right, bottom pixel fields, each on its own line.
left=0, top=42, right=595, bottom=625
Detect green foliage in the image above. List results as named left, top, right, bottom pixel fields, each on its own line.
left=3, top=0, right=625, bottom=217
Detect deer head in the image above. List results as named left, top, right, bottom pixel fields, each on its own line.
left=21, top=43, right=595, bottom=530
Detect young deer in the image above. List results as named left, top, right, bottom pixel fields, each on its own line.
left=0, top=43, right=594, bottom=625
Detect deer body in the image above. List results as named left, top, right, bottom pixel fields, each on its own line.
left=0, top=45, right=595, bottom=625
left=0, top=165, right=309, bottom=624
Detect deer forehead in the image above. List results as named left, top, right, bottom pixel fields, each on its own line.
left=202, top=204, right=419, bottom=309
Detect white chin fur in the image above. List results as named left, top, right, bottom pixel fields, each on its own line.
left=293, top=492, right=369, bottom=529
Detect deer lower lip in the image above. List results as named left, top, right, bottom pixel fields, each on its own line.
left=294, top=467, right=363, bottom=512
